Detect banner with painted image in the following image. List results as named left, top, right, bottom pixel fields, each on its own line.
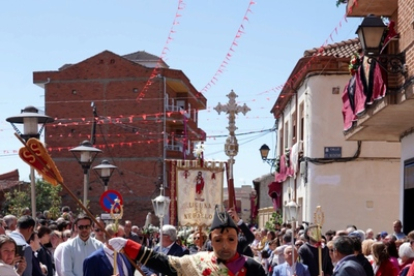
left=176, top=160, right=225, bottom=226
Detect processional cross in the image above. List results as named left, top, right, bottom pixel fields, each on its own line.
left=214, top=90, right=250, bottom=208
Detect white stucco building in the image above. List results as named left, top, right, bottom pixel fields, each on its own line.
left=270, top=38, right=401, bottom=233
left=341, top=0, right=414, bottom=235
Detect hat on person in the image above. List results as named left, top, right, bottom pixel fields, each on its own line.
left=380, top=231, right=388, bottom=238
left=210, top=205, right=238, bottom=233
left=349, top=230, right=365, bottom=242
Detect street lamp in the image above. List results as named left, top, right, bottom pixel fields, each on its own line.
left=70, top=140, right=102, bottom=206
left=356, top=14, right=406, bottom=75
left=152, top=186, right=171, bottom=249
left=259, top=144, right=277, bottom=168
left=6, top=106, right=54, bottom=219
left=285, top=199, right=299, bottom=274
left=92, top=159, right=117, bottom=191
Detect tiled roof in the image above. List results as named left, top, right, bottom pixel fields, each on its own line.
left=123, top=50, right=169, bottom=68
left=58, top=50, right=169, bottom=71
left=122, top=50, right=160, bottom=61
left=303, top=38, right=360, bottom=58
left=0, top=180, right=23, bottom=190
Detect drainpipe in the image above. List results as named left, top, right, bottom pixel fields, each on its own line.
left=163, top=77, right=167, bottom=188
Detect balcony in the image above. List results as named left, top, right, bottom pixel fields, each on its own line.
left=346, top=0, right=397, bottom=17
left=345, top=83, right=414, bottom=142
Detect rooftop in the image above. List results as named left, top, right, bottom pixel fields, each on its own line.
left=303, top=38, right=360, bottom=58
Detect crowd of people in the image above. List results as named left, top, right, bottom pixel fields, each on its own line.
left=0, top=206, right=413, bottom=276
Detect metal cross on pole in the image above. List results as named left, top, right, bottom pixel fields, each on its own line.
left=214, top=90, right=250, bottom=209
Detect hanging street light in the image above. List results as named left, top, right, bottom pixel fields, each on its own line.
left=259, top=144, right=277, bottom=168
left=356, top=14, right=406, bottom=76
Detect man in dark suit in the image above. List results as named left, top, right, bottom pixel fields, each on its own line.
left=83, top=223, right=134, bottom=276
left=141, top=224, right=187, bottom=276
left=124, top=220, right=141, bottom=244
left=331, top=236, right=366, bottom=276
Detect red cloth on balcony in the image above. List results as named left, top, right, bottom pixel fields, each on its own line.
left=360, top=57, right=387, bottom=105
left=268, top=181, right=283, bottom=210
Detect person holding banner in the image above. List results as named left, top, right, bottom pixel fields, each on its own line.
left=109, top=207, right=266, bottom=276
left=298, top=226, right=333, bottom=276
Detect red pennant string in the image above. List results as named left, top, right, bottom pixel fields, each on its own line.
left=137, top=0, right=185, bottom=101
left=199, top=0, right=256, bottom=94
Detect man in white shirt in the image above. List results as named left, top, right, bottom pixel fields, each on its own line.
left=393, top=220, right=406, bottom=240
left=61, top=214, right=104, bottom=276
left=8, top=215, right=35, bottom=276
left=54, top=224, right=77, bottom=276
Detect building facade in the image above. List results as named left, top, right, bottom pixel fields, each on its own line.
left=223, top=185, right=255, bottom=223
left=343, top=0, right=414, bottom=233
left=33, top=50, right=206, bottom=225
left=270, top=39, right=401, bottom=233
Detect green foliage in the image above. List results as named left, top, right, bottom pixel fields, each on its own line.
left=265, top=211, right=283, bottom=231
left=336, top=0, right=347, bottom=7
left=3, top=178, right=62, bottom=218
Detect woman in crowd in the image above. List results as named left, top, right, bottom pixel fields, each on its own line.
left=37, top=226, right=54, bottom=276
left=398, top=242, right=414, bottom=276
left=371, top=241, right=398, bottom=276
left=48, top=230, right=62, bottom=255
left=0, top=235, right=26, bottom=276
left=29, top=231, right=47, bottom=276
left=362, top=239, right=375, bottom=265
left=385, top=236, right=401, bottom=272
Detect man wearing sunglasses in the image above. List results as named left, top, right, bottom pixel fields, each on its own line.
left=61, top=214, right=104, bottom=276
left=93, top=218, right=106, bottom=244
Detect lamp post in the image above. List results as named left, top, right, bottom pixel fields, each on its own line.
left=6, top=106, right=54, bottom=219
left=285, top=199, right=299, bottom=274
left=356, top=14, right=406, bottom=75
left=151, top=186, right=171, bottom=250
left=92, top=159, right=117, bottom=191
left=70, top=140, right=102, bottom=206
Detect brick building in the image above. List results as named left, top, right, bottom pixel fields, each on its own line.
left=0, top=169, right=25, bottom=206
left=33, top=50, right=206, bottom=225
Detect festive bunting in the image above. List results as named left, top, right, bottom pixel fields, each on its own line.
left=137, top=0, right=185, bottom=100
left=258, top=11, right=350, bottom=96
left=199, top=1, right=256, bottom=94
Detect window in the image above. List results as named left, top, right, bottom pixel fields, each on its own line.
left=299, top=102, right=304, bottom=142
left=404, top=158, right=414, bottom=189
left=292, top=110, right=297, bottom=144
left=279, top=126, right=284, bottom=155
left=177, top=100, right=186, bottom=111
left=284, top=121, right=289, bottom=149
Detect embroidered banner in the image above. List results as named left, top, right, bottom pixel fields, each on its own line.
left=176, top=160, right=225, bottom=227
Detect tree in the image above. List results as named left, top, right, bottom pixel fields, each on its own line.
left=265, top=211, right=283, bottom=231
left=3, top=178, right=62, bottom=218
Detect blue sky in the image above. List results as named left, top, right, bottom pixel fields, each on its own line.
left=0, top=1, right=361, bottom=187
